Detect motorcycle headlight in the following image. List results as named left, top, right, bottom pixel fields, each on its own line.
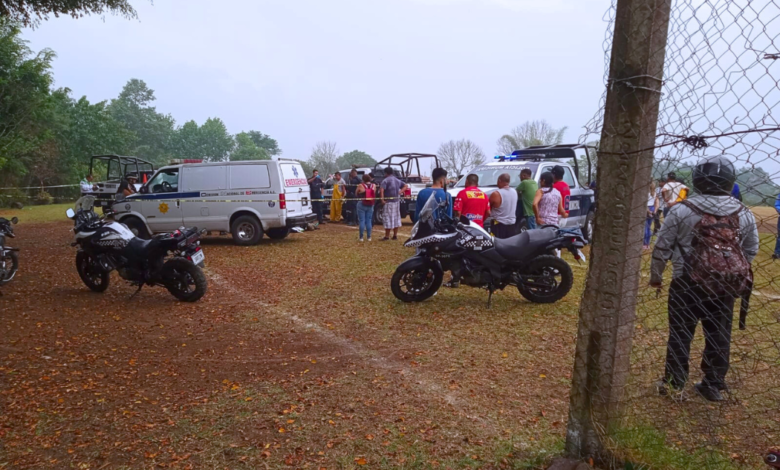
left=410, top=221, right=419, bottom=239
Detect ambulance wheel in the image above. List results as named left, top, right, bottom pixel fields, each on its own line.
left=232, top=215, right=263, bottom=246
left=266, top=228, right=289, bottom=240
left=123, top=216, right=150, bottom=239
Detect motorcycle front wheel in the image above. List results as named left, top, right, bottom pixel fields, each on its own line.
left=0, top=250, right=18, bottom=285
left=517, top=255, right=573, bottom=304
left=162, top=258, right=207, bottom=302
left=391, top=264, right=443, bottom=302
left=76, top=251, right=110, bottom=292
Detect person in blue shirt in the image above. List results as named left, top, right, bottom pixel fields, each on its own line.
left=774, top=192, right=780, bottom=260
left=415, top=168, right=452, bottom=221
left=731, top=183, right=742, bottom=201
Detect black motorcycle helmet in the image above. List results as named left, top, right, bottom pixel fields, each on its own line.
left=692, top=155, right=736, bottom=195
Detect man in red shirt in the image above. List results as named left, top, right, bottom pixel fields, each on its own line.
left=453, top=174, right=490, bottom=227
left=551, top=165, right=571, bottom=216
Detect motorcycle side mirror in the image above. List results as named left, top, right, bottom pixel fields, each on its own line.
left=10, top=217, right=18, bottom=224
left=66, top=208, right=75, bottom=219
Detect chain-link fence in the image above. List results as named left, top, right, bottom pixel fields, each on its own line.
left=567, top=0, right=780, bottom=468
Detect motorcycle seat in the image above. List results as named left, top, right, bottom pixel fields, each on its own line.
left=494, top=228, right=557, bottom=260
left=127, top=238, right=160, bottom=257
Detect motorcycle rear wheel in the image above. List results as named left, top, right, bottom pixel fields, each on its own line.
left=163, top=258, right=207, bottom=302
left=391, top=264, right=443, bottom=302
left=76, top=251, right=110, bottom=292
left=0, top=251, right=18, bottom=286
left=517, top=255, right=573, bottom=304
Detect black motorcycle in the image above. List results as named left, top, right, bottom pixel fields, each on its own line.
left=391, top=195, right=586, bottom=305
left=67, top=197, right=208, bottom=302
left=0, top=216, right=19, bottom=287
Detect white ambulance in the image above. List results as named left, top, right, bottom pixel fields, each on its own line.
left=111, top=159, right=316, bottom=245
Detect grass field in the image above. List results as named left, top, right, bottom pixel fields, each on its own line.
left=0, top=204, right=778, bottom=469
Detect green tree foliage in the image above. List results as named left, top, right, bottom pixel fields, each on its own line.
left=107, top=78, right=175, bottom=165
left=49, top=89, right=135, bottom=181
left=0, top=21, right=282, bottom=192
left=198, top=117, right=234, bottom=161
left=0, top=0, right=138, bottom=27
left=0, top=18, right=55, bottom=180
left=245, top=130, right=281, bottom=156
left=336, top=150, right=376, bottom=169
left=231, top=132, right=270, bottom=161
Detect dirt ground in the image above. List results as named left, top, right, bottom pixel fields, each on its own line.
left=1, top=210, right=778, bottom=469
left=0, top=218, right=574, bottom=470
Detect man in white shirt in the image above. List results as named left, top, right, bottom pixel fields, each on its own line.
left=80, top=174, right=96, bottom=194
left=661, top=172, right=687, bottom=217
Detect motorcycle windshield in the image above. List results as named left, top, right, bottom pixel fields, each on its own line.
left=418, top=193, right=439, bottom=224
left=73, top=196, right=96, bottom=212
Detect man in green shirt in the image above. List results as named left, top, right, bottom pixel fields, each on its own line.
left=516, top=168, right=538, bottom=229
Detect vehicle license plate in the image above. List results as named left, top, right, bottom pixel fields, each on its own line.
left=191, top=250, right=205, bottom=265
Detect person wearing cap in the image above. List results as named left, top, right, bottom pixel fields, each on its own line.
left=650, top=156, right=758, bottom=402
left=118, top=175, right=138, bottom=198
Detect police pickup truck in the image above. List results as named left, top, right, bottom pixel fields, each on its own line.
left=447, top=144, right=596, bottom=239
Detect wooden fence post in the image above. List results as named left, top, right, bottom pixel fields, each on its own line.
left=565, top=0, right=673, bottom=461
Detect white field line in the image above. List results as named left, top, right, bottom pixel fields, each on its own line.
left=205, top=269, right=485, bottom=427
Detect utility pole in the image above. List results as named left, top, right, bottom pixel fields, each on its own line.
left=565, top=0, right=673, bottom=462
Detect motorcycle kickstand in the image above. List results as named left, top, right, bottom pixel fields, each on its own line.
left=486, top=285, right=495, bottom=309
left=129, top=283, right=143, bottom=299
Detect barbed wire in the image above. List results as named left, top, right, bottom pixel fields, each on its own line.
left=576, top=0, right=780, bottom=468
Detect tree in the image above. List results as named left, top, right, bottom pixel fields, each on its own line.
left=336, top=150, right=375, bottom=169
left=0, top=18, right=55, bottom=180
left=198, top=117, right=234, bottom=161
left=231, top=132, right=269, bottom=161
left=107, top=79, right=175, bottom=165
left=309, top=141, right=339, bottom=176
left=0, top=0, right=138, bottom=27
left=496, top=120, right=568, bottom=154
left=245, top=131, right=281, bottom=156
left=49, top=90, right=135, bottom=183
left=437, top=139, right=486, bottom=179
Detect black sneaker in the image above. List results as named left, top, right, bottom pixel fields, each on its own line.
left=694, top=382, right=724, bottom=402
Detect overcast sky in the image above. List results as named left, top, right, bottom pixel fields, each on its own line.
left=23, top=0, right=610, bottom=163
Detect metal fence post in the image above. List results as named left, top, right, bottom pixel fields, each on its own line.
left=565, top=0, right=673, bottom=461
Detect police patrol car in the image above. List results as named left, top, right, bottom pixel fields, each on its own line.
left=448, top=144, right=596, bottom=239
left=111, top=159, right=316, bottom=245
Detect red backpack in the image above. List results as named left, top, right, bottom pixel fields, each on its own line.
left=680, top=200, right=752, bottom=296
left=362, top=183, right=375, bottom=206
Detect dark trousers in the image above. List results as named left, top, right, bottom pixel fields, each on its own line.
left=345, top=200, right=357, bottom=225
left=312, top=199, right=324, bottom=224
left=653, top=208, right=662, bottom=234
left=665, top=278, right=735, bottom=389
left=492, top=222, right=518, bottom=239
left=774, top=217, right=780, bottom=256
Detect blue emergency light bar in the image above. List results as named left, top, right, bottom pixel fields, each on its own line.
left=493, top=154, right=548, bottom=162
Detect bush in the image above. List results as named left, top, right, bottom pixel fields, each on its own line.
left=35, top=190, right=54, bottom=205
left=0, top=188, right=30, bottom=208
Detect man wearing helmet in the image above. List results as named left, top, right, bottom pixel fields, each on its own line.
left=650, top=156, right=759, bottom=402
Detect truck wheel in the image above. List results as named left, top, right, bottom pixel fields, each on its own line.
left=231, top=215, right=263, bottom=245
left=373, top=203, right=384, bottom=226
left=266, top=228, right=289, bottom=240
left=585, top=211, right=595, bottom=242
left=123, top=216, right=150, bottom=239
